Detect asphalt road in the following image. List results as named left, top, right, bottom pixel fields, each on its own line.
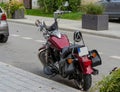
left=0, top=22, right=120, bottom=88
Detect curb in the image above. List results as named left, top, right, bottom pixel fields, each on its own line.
left=8, top=19, right=120, bottom=39
left=59, top=27, right=120, bottom=39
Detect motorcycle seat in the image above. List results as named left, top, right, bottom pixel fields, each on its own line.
left=61, top=44, right=85, bottom=58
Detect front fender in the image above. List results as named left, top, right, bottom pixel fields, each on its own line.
left=38, top=45, right=46, bottom=51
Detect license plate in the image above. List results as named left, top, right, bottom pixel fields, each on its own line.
left=78, top=47, right=88, bottom=56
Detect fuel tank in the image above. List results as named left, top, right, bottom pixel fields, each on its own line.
left=48, top=34, right=70, bottom=50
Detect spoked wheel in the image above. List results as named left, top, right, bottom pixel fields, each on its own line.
left=74, top=74, right=92, bottom=91
left=38, top=49, right=57, bottom=75
left=38, top=49, right=47, bottom=66
left=38, top=49, right=54, bottom=66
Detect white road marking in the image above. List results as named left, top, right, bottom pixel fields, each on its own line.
left=11, top=34, right=20, bottom=37
left=10, top=34, right=120, bottom=61
left=35, top=40, right=45, bottom=43
left=110, top=56, right=120, bottom=60
left=9, top=34, right=120, bottom=62
left=21, top=37, right=33, bottom=40
left=10, top=34, right=45, bottom=43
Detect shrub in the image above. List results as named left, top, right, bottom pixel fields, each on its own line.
left=0, top=2, right=6, bottom=8
left=69, top=0, right=81, bottom=12
left=9, top=0, right=25, bottom=14
left=37, top=0, right=81, bottom=13
left=1, top=0, right=25, bottom=18
left=81, top=3, right=104, bottom=15
left=91, top=68, right=120, bottom=92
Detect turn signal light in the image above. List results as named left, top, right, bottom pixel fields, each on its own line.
left=67, top=58, right=73, bottom=64
left=92, top=52, right=97, bottom=58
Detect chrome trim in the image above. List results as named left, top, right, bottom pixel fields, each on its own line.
left=51, top=30, right=62, bottom=38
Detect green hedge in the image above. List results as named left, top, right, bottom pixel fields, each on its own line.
left=91, top=68, right=120, bottom=92
left=81, top=3, right=104, bottom=15
left=37, top=0, right=81, bottom=13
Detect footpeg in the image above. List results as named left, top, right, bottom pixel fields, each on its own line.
left=43, top=65, right=59, bottom=75
left=44, top=66, right=53, bottom=75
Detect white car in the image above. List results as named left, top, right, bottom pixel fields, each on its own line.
left=0, top=7, right=9, bottom=43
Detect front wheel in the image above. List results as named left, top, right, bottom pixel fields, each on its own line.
left=74, top=74, right=92, bottom=91
left=38, top=49, right=47, bottom=66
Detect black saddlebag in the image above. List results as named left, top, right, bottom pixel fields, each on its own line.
left=89, top=50, right=102, bottom=67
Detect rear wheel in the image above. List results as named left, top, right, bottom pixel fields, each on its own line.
left=74, top=74, right=92, bottom=91
left=0, top=35, right=8, bottom=43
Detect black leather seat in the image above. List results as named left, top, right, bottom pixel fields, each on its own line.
left=61, top=44, right=85, bottom=58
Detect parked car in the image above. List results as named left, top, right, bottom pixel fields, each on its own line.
left=99, top=0, right=120, bottom=19
left=0, top=7, right=9, bottom=43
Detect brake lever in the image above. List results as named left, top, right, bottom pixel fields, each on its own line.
left=35, top=20, right=41, bottom=27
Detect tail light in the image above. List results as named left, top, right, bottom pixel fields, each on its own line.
left=89, top=50, right=102, bottom=67
left=1, top=14, right=6, bottom=20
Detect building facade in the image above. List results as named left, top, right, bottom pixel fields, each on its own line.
left=0, top=0, right=23, bottom=3
left=0, top=0, right=9, bottom=3
left=32, top=0, right=39, bottom=9
left=23, top=0, right=39, bottom=9
left=0, top=0, right=39, bottom=9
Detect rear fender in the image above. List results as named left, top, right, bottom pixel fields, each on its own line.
left=75, top=55, right=93, bottom=74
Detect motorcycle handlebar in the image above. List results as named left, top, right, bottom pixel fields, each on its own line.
left=35, top=20, right=46, bottom=31
left=54, top=10, right=71, bottom=15
left=35, top=10, right=71, bottom=31
left=54, top=10, right=71, bottom=20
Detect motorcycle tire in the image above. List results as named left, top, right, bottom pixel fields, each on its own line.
left=74, top=74, right=92, bottom=91
left=38, top=49, right=47, bottom=66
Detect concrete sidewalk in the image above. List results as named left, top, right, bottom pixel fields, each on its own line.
left=0, top=62, right=79, bottom=92
left=8, top=15, right=120, bottom=39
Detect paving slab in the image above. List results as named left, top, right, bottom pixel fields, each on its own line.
left=0, top=62, right=79, bottom=92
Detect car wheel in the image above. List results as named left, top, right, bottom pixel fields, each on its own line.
left=0, top=35, right=8, bottom=43
left=119, top=18, right=120, bottom=21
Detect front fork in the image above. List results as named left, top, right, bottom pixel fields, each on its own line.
left=39, top=43, right=48, bottom=64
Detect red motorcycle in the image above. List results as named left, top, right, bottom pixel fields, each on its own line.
left=35, top=10, right=102, bottom=91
